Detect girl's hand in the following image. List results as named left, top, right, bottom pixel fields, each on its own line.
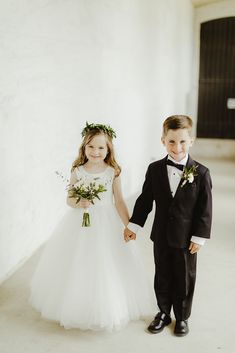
left=78, top=199, right=91, bottom=209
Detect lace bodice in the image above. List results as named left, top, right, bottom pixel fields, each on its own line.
left=74, top=165, right=115, bottom=207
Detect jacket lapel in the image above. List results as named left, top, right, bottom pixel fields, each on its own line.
left=160, top=156, right=173, bottom=199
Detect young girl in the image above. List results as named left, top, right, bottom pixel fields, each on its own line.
left=30, top=123, right=155, bottom=331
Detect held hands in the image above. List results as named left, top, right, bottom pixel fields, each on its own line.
left=189, top=241, right=201, bottom=254
left=124, top=227, right=136, bottom=242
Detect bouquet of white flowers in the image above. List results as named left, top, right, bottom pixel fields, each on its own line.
left=68, top=178, right=107, bottom=226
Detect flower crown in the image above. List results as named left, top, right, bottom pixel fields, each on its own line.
left=81, top=122, right=116, bottom=139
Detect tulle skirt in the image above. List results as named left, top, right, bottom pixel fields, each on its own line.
left=30, top=205, right=156, bottom=331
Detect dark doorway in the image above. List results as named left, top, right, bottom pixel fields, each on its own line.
left=197, top=17, right=235, bottom=139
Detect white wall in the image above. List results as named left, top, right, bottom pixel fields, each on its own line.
left=0, top=0, right=194, bottom=282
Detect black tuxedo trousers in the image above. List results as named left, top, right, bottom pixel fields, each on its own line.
left=154, top=242, right=197, bottom=320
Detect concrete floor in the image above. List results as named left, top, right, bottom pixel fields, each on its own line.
left=0, top=158, right=235, bottom=353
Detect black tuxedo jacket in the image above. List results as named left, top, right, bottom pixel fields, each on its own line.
left=130, top=155, right=212, bottom=248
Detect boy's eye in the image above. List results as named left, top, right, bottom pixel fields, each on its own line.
left=99, top=147, right=104, bottom=150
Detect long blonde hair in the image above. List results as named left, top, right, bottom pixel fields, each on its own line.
left=72, top=130, right=121, bottom=176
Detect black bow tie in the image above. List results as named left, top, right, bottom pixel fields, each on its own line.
left=166, top=159, right=185, bottom=171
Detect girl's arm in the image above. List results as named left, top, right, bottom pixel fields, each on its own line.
left=113, top=175, right=130, bottom=226
left=66, top=170, right=90, bottom=209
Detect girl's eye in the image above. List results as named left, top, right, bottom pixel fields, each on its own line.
left=99, top=147, right=104, bottom=150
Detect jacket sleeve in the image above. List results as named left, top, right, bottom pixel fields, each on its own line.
left=192, top=169, right=212, bottom=238
left=129, top=165, right=154, bottom=227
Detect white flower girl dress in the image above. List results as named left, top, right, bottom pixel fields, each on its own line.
left=30, top=166, right=156, bottom=331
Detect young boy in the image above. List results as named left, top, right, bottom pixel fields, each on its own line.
left=124, top=115, right=212, bottom=336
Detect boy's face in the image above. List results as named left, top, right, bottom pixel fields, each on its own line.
left=161, top=128, right=194, bottom=162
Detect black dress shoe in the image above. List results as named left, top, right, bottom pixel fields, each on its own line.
left=147, top=312, right=171, bottom=334
left=174, top=320, right=189, bottom=336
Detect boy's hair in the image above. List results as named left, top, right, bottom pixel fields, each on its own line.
left=162, top=115, right=193, bottom=137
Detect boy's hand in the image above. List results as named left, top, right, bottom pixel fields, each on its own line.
left=189, top=242, right=201, bottom=254
left=124, top=227, right=136, bottom=242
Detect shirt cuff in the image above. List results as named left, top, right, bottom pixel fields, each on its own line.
left=191, top=236, right=206, bottom=246
left=127, top=222, right=142, bottom=234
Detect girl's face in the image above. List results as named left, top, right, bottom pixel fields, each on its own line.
left=85, top=134, right=108, bottom=164
left=161, top=128, right=194, bottom=162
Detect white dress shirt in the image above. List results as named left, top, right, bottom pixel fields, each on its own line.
left=128, top=154, right=206, bottom=246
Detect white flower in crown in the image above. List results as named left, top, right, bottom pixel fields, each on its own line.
left=181, top=165, right=198, bottom=188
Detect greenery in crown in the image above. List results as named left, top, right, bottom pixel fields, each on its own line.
left=81, top=122, right=116, bottom=139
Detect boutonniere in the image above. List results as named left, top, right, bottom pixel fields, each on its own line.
left=181, top=165, right=198, bottom=187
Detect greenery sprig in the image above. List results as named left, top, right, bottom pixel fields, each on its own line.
left=81, top=122, right=116, bottom=139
